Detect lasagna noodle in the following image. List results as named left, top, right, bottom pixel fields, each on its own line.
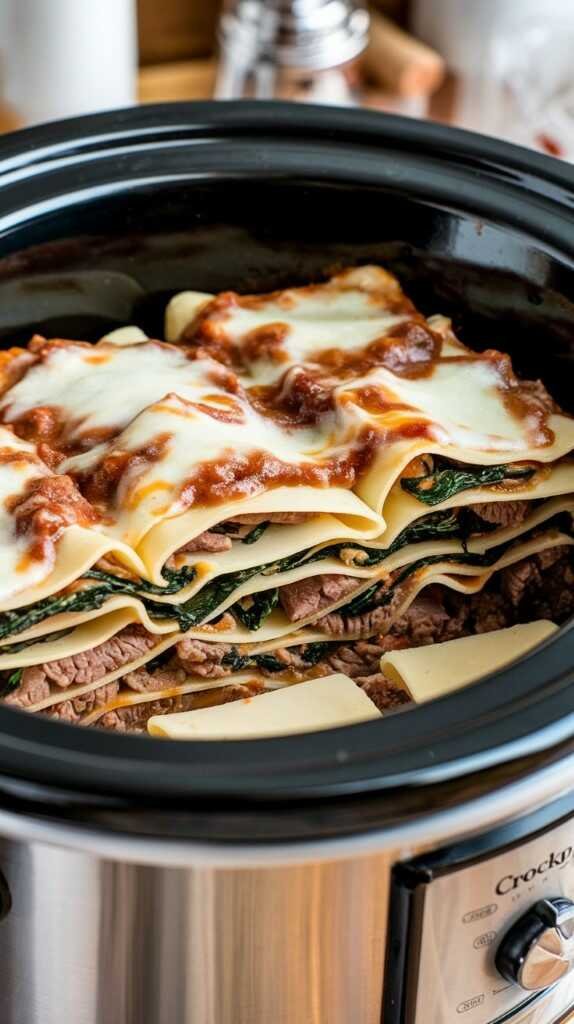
left=4, top=498, right=568, bottom=649
left=1, top=268, right=572, bottom=576
left=301, top=494, right=574, bottom=576
left=0, top=526, right=147, bottom=613
left=165, top=291, right=214, bottom=342
left=146, top=674, right=382, bottom=740
left=380, top=460, right=574, bottom=547
left=10, top=524, right=571, bottom=719
left=136, top=485, right=384, bottom=585
left=355, top=435, right=574, bottom=522
left=83, top=674, right=288, bottom=729
left=0, top=265, right=572, bottom=728
left=170, top=266, right=574, bottom=494
left=0, top=428, right=146, bottom=609
left=183, top=527, right=573, bottom=643
left=380, top=621, right=558, bottom=702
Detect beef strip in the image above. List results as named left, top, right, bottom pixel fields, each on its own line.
left=315, top=584, right=403, bottom=638
left=469, top=500, right=530, bottom=529
left=500, top=546, right=570, bottom=608
left=356, top=674, right=411, bottom=712
left=518, top=552, right=574, bottom=621
left=11, top=474, right=96, bottom=542
left=45, top=681, right=120, bottom=724
left=323, top=637, right=404, bottom=678
left=7, top=625, right=158, bottom=709
left=175, top=638, right=233, bottom=678
left=97, top=681, right=265, bottom=733
left=176, top=531, right=233, bottom=554
left=121, top=665, right=187, bottom=693
left=279, top=573, right=360, bottom=622
left=467, top=591, right=510, bottom=633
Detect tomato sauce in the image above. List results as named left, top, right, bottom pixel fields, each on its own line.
left=8, top=474, right=98, bottom=562
left=178, top=426, right=381, bottom=508
left=75, top=433, right=172, bottom=512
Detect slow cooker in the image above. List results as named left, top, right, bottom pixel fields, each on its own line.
left=0, top=101, right=573, bottom=1024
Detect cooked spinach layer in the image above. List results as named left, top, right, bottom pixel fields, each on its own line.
left=401, top=460, right=535, bottom=507
left=0, top=501, right=542, bottom=642
left=221, top=639, right=341, bottom=674
left=235, top=588, right=279, bottom=630
left=0, top=668, right=23, bottom=699
left=241, top=522, right=270, bottom=545
left=335, top=542, right=513, bottom=619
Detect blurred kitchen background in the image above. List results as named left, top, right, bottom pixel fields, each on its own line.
left=0, top=0, right=572, bottom=160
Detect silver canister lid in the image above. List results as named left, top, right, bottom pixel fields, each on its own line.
left=217, top=0, right=370, bottom=73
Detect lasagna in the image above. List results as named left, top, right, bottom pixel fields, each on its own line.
left=0, top=265, right=571, bottom=735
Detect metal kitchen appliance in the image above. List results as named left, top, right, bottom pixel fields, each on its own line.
left=0, top=102, right=573, bottom=1024
left=214, top=0, right=369, bottom=103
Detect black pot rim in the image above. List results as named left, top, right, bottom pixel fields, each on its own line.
left=0, top=100, right=573, bottom=812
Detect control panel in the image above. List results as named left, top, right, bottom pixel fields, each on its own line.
left=386, top=805, right=574, bottom=1024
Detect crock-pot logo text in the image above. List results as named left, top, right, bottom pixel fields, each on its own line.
left=495, top=847, right=573, bottom=895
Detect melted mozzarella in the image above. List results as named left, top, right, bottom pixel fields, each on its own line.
left=61, top=388, right=350, bottom=546
left=341, top=361, right=537, bottom=451
left=0, top=342, right=230, bottom=445
left=0, top=265, right=571, bottom=578
left=215, top=290, right=407, bottom=383
left=0, top=429, right=57, bottom=600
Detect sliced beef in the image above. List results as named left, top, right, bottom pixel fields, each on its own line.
left=500, top=560, right=536, bottom=608
left=279, top=573, right=360, bottom=622
left=44, top=665, right=186, bottom=723
left=10, top=474, right=96, bottom=545
left=97, top=681, right=265, bottom=733
left=523, top=553, right=574, bottom=621
left=316, top=578, right=472, bottom=642
left=500, top=546, right=570, bottom=608
left=356, top=674, right=411, bottom=712
left=7, top=664, right=52, bottom=708
left=470, top=500, right=530, bottom=529
left=227, top=512, right=313, bottom=526
left=7, top=625, right=158, bottom=709
left=176, top=531, right=232, bottom=554
left=175, top=638, right=233, bottom=678
left=468, top=591, right=511, bottom=634
left=394, top=591, right=453, bottom=645
left=265, top=646, right=311, bottom=672
left=45, top=681, right=120, bottom=724
left=317, top=601, right=396, bottom=638
left=324, top=638, right=404, bottom=678
left=121, top=665, right=187, bottom=693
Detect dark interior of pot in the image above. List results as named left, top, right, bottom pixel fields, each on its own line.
left=2, top=180, right=574, bottom=412
left=0, top=103, right=572, bottom=818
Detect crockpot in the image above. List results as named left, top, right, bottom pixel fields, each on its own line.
left=0, top=102, right=573, bottom=1024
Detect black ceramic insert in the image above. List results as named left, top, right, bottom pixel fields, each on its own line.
left=0, top=102, right=572, bottom=832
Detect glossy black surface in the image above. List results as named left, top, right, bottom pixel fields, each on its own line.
left=0, top=102, right=573, bottom=829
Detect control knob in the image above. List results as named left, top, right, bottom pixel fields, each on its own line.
left=496, top=898, right=574, bottom=991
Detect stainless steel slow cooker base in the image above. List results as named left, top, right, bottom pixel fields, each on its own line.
left=1, top=751, right=574, bottom=1024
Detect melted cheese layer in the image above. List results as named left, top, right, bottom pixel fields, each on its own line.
left=0, top=429, right=57, bottom=601
left=0, top=264, right=571, bottom=612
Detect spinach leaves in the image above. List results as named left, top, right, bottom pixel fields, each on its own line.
left=401, top=461, right=535, bottom=506
left=242, top=522, right=270, bottom=545
left=234, top=589, right=279, bottom=630
left=0, top=668, right=23, bottom=698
